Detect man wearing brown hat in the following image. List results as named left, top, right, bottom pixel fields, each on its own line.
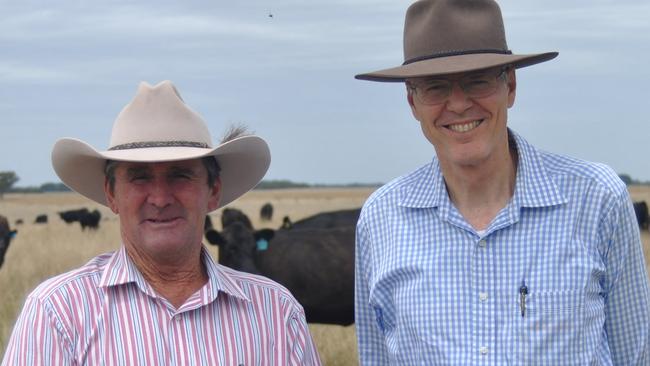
left=2, top=81, right=321, bottom=365
left=354, top=0, right=650, bottom=364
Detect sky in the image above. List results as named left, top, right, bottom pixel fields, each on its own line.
left=1, top=0, right=649, bottom=187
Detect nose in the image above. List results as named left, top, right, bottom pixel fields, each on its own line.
left=444, top=82, right=472, bottom=113
left=146, top=178, right=175, bottom=208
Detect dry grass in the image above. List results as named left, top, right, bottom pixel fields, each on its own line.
left=1, top=186, right=649, bottom=364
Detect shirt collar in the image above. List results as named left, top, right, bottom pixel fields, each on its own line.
left=510, top=130, right=567, bottom=208
left=399, top=129, right=567, bottom=209
left=99, top=245, right=251, bottom=303
left=203, top=249, right=251, bottom=303
left=98, top=246, right=146, bottom=289
left=399, top=158, right=446, bottom=208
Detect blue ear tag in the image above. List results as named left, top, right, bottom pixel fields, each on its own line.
left=256, top=239, right=269, bottom=251
left=9, top=231, right=17, bottom=238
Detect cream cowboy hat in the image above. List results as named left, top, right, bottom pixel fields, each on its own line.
left=51, top=80, right=270, bottom=210
left=355, top=0, right=558, bottom=82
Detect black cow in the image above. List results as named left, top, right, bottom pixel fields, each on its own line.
left=59, top=208, right=101, bottom=230
left=260, top=203, right=273, bottom=221
left=79, top=210, right=101, bottom=230
left=206, top=210, right=355, bottom=326
left=634, top=201, right=649, bottom=230
left=281, top=208, right=361, bottom=230
left=34, top=214, right=48, bottom=224
left=1, top=215, right=17, bottom=269
left=59, top=208, right=90, bottom=224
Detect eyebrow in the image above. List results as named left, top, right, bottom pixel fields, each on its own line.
left=125, top=166, right=150, bottom=178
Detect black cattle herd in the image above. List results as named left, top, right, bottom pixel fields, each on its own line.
left=1, top=199, right=649, bottom=326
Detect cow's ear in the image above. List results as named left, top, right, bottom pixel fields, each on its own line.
left=254, top=229, right=275, bottom=242
left=204, top=229, right=224, bottom=246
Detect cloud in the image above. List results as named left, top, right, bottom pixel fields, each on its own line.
left=0, top=61, right=78, bottom=82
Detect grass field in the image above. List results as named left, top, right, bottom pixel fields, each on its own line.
left=1, top=186, right=649, bottom=364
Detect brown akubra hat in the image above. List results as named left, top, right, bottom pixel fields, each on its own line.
left=355, top=0, right=558, bottom=82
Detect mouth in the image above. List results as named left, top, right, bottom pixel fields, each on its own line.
left=143, top=217, right=182, bottom=225
left=446, top=119, right=483, bottom=133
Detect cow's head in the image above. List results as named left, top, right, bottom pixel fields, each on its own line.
left=221, top=208, right=253, bottom=230
left=204, top=221, right=274, bottom=274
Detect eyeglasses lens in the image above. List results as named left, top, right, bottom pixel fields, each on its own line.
left=413, top=69, right=504, bottom=105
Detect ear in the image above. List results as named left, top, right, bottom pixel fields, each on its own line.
left=254, top=229, right=275, bottom=242
left=204, top=229, right=224, bottom=246
left=104, top=177, right=119, bottom=214
left=9, top=230, right=17, bottom=238
left=207, top=177, right=222, bottom=212
left=406, top=86, right=421, bottom=121
left=281, top=216, right=292, bottom=229
left=506, top=69, right=517, bottom=108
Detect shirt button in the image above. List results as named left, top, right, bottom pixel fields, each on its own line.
left=479, top=292, right=488, bottom=301
left=478, top=239, right=487, bottom=247
left=479, top=346, right=489, bottom=355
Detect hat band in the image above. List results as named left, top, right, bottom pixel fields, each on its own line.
left=108, top=141, right=210, bottom=150
left=403, top=48, right=512, bottom=65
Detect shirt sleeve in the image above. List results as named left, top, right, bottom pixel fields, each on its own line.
left=286, top=306, right=322, bottom=365
left=601, top=193, right=650, bottom=365
left=355, top=215, right=390, bottom=365
left=2, top=296, right=74, bottom=366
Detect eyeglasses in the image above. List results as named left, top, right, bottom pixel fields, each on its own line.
left=407, top=67, right=509, bottom=105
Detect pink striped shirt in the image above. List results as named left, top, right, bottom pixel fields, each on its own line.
left=2, top=247, right=322, bottom=365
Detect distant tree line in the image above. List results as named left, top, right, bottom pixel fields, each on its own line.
left=255, top=179, right=383, bottom=189
left=618, top=174, right=650, bottom=186
left=9, top=182, right=71, bottom=193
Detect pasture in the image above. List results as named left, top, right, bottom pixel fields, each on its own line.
left=1, top=186, right=650, bottom=364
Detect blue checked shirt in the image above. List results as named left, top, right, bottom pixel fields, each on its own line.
left=355, top=130, right=650, bottom=365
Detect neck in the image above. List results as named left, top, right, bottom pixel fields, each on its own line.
left=125, top=243, right=208, bottom=308
left=440, top=142, right=518, bottom=231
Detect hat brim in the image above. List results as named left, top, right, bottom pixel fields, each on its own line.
left=355, top=52, right=558, bottom=82
left=51, top=135, right=270, bottom=210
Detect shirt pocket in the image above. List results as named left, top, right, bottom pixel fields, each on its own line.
left=507, top=289, right=586, bottom=365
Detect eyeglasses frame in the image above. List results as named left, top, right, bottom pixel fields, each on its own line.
left=406, top=66, right=512, bottom=106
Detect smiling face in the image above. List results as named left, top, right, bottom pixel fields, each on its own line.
left=407, top=68, right=517, bottom=169
left=105, top=159, right=220, bottom=259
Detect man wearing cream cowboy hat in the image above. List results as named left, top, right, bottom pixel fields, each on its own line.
left=2, top=81, right=321, bottom=365
left=354, top=0, right=649, bottom=364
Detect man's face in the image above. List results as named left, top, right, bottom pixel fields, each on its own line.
left=407, top=67, right=517, bottom=169
left=105, top=159, right=220, bottom=258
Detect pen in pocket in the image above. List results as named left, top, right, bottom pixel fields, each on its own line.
left=519, top=282, right=528, bottom=317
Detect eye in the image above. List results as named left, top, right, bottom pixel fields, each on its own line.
left=463, top=77, right=493, bottom=93
left=170, top=172, right=195, bottom=183
left=172, top=172, right=191, bottom=179
left=168, top=167, right=196, bottom=181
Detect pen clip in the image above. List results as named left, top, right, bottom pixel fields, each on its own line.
left=519, top=283, right=528, bottom=317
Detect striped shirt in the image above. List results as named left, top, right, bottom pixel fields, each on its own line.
left=2, top=246, right=321, bottom=365
left=355, top=130, right=650, bottom=365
